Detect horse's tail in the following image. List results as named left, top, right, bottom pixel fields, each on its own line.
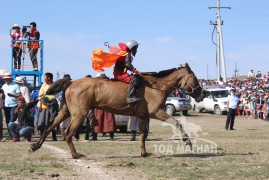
left=46, top=79, right=72, bottom=95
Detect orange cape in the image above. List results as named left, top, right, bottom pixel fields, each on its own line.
left=91, top=48, right=127, bottom=72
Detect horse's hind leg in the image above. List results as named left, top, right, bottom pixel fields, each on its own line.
left=153, top=109, right=192, bottom=148
left=139, top=117, right=149, bottom=157
left=65, top=114, right=86, bottom=159
left=30, top=104, right=70, bottom=153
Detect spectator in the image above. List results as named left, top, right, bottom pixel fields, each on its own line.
left=92, top=108, right=116, bottom=141
left=261, top=75, right=267, bottom=82
left=248, top=95, right=254, bottom=118
left=14, top=76, right=30, bottom=104
left=8, top=96, right=36, bottom=142
left=74, top=109, right=94, bottom=141
left=256, top=94, right=264, bottom=120
left=92, top=73, right=116, bottom=141
left=0, top=85, right=3, bottom=141
left=244, top=99, right=251, bottom=118
left=256, top=71, right=262, bottom=80
left=266, top=96, right=269, bottom=120
left=225, top=88, right=239, bottom=130
left=37, top=72, right=58, bottom=141
left=58, top=74, right=72, bottom=141
left=2, top=73, right=21, bottom=139
left=248, top=69, right=255, bottom=78
left=262, top=96, right=268, bottom=120
left=10, top=24, right=22, bottom=70
left=31, top=87, right=40, bottom=134
left=27, top=22, right=40, bottom=71
left=129, top=116, right=139, bottom=141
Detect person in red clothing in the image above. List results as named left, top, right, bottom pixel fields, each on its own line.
left=9, top=24, right=22, bottom=70
left=113, top=40, right=142, bottom=103
left=27, top=22, right=40, bottom=71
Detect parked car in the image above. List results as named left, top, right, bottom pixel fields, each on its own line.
left=114, top=114, right=129, bottom=133
left=190, top=85, right=229, bottom=115
left=165, top=93, right=192, bottom=116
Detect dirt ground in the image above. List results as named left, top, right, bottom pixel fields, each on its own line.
left=0, top=112, right=269, bottom=180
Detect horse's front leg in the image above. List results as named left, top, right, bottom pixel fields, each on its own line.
left=139, top=117, right=149, bottom=157
left=153, top=109, right=192, bottom=149
left=65, top=115, right=86, bottom=159
left=29, top=105, right=70, bottom=153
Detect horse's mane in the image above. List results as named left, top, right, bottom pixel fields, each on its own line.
left=141, top=68, right=177, bottom=78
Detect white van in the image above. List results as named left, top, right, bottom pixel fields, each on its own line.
left=190, top=86, right=229, bottom=115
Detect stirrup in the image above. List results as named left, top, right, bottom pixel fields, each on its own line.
left=127, top=97, right=142, bottom=104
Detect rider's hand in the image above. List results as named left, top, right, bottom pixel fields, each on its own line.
left=135, top=70, right=141, bottom=75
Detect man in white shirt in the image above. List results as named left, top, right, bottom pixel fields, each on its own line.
left=2, top=73, right=21, bottom=138
left=247, top=69, right=255, bottom=78
left=225, top=88, right=239, bottom=130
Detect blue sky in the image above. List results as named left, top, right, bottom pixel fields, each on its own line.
left=0, top=0, right=269, bottom=80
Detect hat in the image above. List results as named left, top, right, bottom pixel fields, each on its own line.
left=17, top=96, right=25, bottom=103
left=15, top=76, right=24, bottom=84
left=63, top=74, right=72, bottom=80
left=12, top=24, right=20, bottom=29
left=2, top=72, right=12, bottom=79
left=0, top=69, right=8, bottom=77
left=95, top=73, right=101, bottom=78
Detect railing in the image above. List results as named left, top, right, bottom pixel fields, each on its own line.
left=11, top=39, right=44, bottom=88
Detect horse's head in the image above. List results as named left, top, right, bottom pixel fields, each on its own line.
left=178, top=63, right=205, bottom=102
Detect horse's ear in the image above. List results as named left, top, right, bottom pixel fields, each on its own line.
left=185, top=63, right=191, bottom=72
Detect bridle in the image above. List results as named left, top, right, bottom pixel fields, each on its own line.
left=142, top=67, right=201, bottom=97
left=177, top=68, right=201, bottom=97
left=142, top=69, right=201, bottom=96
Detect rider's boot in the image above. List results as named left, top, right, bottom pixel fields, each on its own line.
left=127, top=74, right=142, bottom=104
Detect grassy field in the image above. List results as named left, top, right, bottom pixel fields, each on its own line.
left=0, top=113, right=269, bottom=179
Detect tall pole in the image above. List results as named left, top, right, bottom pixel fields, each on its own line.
left=216, top=26, right=220, bottom=82
left=209, top=0, right=231, bottom=82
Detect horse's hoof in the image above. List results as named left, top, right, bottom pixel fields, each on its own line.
left=141, top=152, right=148, bottom=157
left=72, top=153, right=86, bottom=159
left=185, top=140, right=193, bottom=151
left=30, top=143, right=39, bottom=152
left=182, top=135, right=189, bottom=142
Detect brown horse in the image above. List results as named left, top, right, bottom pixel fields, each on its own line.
left=29, top=63, right=204, bottom=159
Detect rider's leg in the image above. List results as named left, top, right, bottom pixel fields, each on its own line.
left=127, top=74, right=142, bottom=103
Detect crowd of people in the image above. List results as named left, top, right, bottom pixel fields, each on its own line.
left=200, top=69, right=269, bottom=120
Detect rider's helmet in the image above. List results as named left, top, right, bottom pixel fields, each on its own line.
left=126, top=40, right=139, bottom=50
